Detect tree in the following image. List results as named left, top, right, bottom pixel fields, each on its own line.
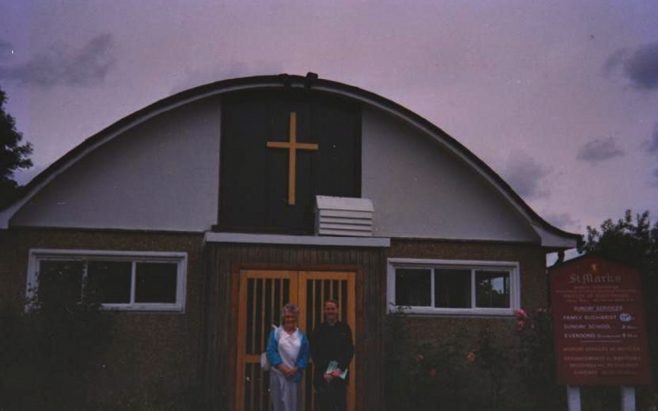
left=578, top=210, right=658, bottom=400
left=0, top=85, right=32, bottom=208
left=578, top=210, right=657, bottom=311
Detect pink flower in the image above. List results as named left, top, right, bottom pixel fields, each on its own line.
left=514, top=308, right=529, bottom=331
left=415, top=354, right=424, bottom=362
left=465, top=351, right=476, bottom=363
left=513, top=308, right=529, bottom=319
left=428, top=368, right=438, bottom=378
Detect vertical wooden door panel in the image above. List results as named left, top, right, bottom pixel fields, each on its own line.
left=237, top=271, right=296, bottom=411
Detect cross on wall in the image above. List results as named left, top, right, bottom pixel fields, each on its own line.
left=266, top=112, right=319, bottom=205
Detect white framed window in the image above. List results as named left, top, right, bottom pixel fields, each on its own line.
left=387, top=258, right=520, bottom=316
left=27, top=249, right=187, bottom=312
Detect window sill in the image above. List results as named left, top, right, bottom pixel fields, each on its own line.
left=388, top=306, right=516, bottom=318
left=101, top=304, right=185, bottom=313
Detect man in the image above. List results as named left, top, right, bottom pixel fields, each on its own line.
left=310, top=299, right=354, bottom=411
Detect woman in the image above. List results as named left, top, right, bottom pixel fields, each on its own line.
left=266, top=303, right=310, bottom=411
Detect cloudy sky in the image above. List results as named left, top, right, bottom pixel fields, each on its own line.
left=1, top=0, right=657, bottom=237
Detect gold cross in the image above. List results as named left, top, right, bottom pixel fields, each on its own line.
left=266, top=112, right=319, bottom=205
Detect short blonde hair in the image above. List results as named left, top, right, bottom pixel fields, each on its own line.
left=281, top=303, right=300, bottom=320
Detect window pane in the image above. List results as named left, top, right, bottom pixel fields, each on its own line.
left=38, top=260, right=84, bottom=303
left=395, top=269, right=431, bottom=307
left=434, top=269, right=471, bottom=308
left=135, top=262, right=177, bottom=303
left=87, top=261, right=132, bottom=304
left=475, top=270, right=510, bottom=308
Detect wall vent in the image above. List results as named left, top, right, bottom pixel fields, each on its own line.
left=315, top=196, right=374, bottom=237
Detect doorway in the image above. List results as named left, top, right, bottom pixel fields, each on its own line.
left=235, top=270, right=356, bottom=411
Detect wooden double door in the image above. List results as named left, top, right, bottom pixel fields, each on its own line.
left=236, top=270, right=356, bottom=411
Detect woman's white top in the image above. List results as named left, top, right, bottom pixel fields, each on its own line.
left=277, top=327, right=301, bottom=368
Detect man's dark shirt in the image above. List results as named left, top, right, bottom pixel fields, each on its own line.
left=310, top=320, right=354, bottom=386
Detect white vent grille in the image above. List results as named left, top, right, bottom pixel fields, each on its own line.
left=315, top=196, right=373, bottom=237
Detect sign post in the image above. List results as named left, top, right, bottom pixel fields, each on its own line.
left=549, top=255, right=651, bottom=410
left=566, top=386, right=581, bottom=411
left=621, top=386, right=636, bottom=411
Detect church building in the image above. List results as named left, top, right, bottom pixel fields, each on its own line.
left=0, top=73, right=579, bottom=410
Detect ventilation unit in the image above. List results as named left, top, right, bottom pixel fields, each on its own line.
left=315, top=196, right=374, bottom=237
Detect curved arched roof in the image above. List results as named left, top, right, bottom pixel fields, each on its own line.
left=0, top=73, right=580, bottom=248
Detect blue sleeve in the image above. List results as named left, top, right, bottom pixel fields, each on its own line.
left=295, top=333, right=310, bottom=369
left=266, top=329, right=282, bottom=367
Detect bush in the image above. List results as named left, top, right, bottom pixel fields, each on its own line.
left=514, top=308, right=564, bottom=410
left=0, top=271, right=115, bottom=410
left=384, top=308, right=506, bottom=411
left=383, top=307, right=566, bottom=411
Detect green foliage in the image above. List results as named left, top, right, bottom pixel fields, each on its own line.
left=579, top=210, right=657, bottom=273
left=515, top=308, right=564, bottom=410
left=0, top=85, right=32, bottom=207
left=0, top=272, right=115, bottom=410
left=383, top=307, right=543, bottom=411
left=383, top=306, right=574, bottom=411
left=578, top=211, right=658, bottom=322
left=475, top=324, right=512, bottom=410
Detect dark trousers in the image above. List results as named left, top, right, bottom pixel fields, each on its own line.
left=315, top=379, right=347, bottom=411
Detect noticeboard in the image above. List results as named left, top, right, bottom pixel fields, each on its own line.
left=549, top=255, right=652, bottom=385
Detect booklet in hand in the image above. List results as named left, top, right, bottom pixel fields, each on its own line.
left=325, top=360, right=348, bottom=379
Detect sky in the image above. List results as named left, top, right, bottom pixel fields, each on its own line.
left=1, top=0, right=657, bottom=239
